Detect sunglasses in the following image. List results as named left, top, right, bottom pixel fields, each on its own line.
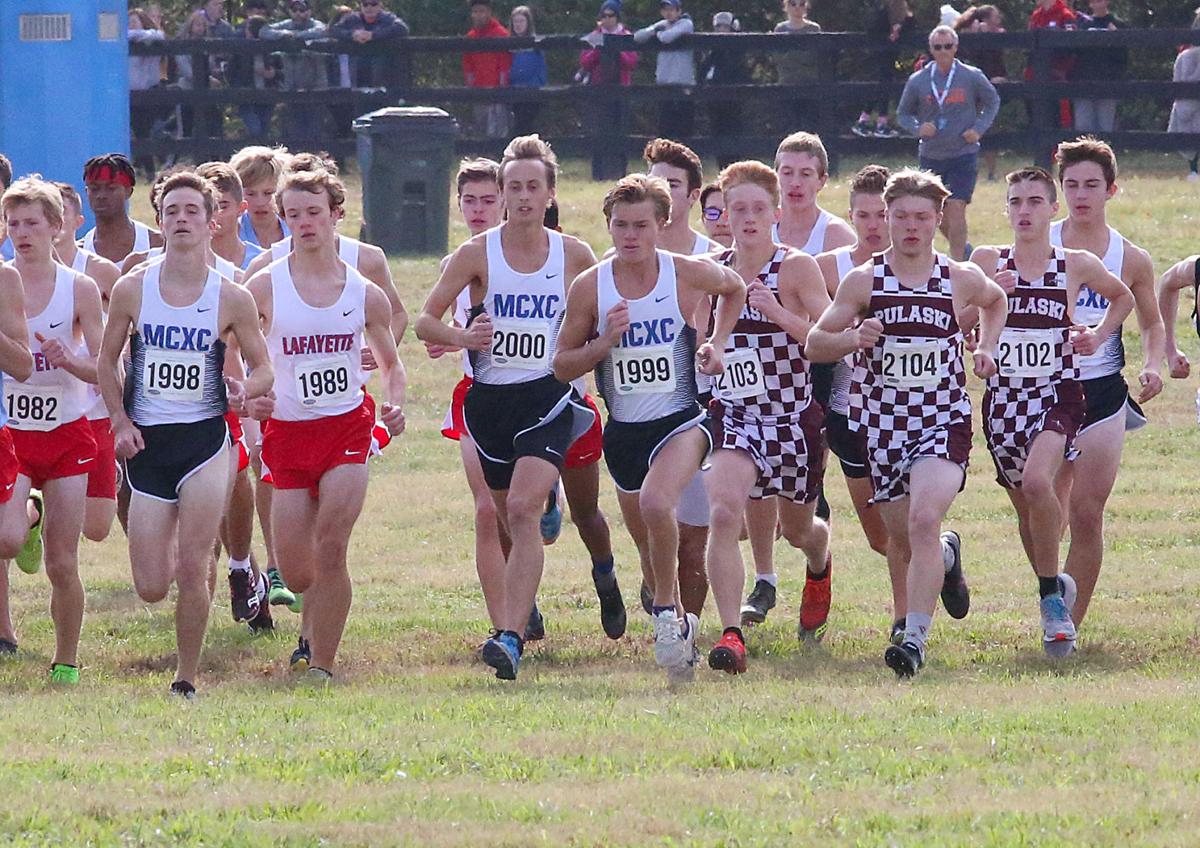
left=600, top=11, right=616, bottom=17
left=702, top=206, right=726, bottom=221
left=931, top=43, right=956, bottom=51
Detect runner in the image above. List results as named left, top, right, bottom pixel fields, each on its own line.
left=246, top=166, right=405, bottom=681
left=97, top=172, right=274, bottom=698
left=704, top=160, right=833, bottom=674
left=698, top=183, right=733, bottom=249
left=0, top=177, right=105, bottom=683
left=229, top=146, right=291, bottom=249
left=80, top=154, right=164, bottom=265
left=193, top=162, right=266, bottom=275
left=806, top=168, right=1007, bottom=678
left=773, top=132, right=856, bottom=254
left=971, top=166, right=1132, bottom=657
left=51, top=183, right=121, bottom=543
left=554, top=173, right=745, bottom=682
left=1050, top=138, right=1165, bottom=629
left=1156, top=251, right=1200, bottom=382
left=416, top=135, right=608, bottom=680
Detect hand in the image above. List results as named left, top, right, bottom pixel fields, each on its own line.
left=1069, top=324, right=1101, bottom=357
left=601, top=300, right=630, bottom=347
left=972, top=349, right=997, bottom=379
left=1168, top=348, right=1191, bottom=380
left=380, top=401, right=406, bottom=437
left=360, top=346, right=378, bottom=371
left=994, top=269, right=1018, bottom=294
left=696, top=342, right=725, bottom=376
left=224, top=376, right=247, bottom=417
left=113, top=420, right=144, bottom=460
left=352, top=29, right=372, bottom=44
left=461, top=313, right=494, bottom=352
left=746, top=281, right=780, bottom=320
left=424, top=339, right=461, bottom=359
left=244, top=390, right=275, bottom=421
left=34, top=332, right=72, bottom=370
left=1137, top=368, right=1164, bottom=403
left=962, top=326, right=979, bottom=352
left=918, top=122, right=938, bottom=138
left=855, top=318, right=884, bottom=349
left=962, top=129, right=981, bottom=145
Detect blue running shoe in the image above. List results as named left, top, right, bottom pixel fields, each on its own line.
left=1040, top=593, right=1076, bottom=658
left=481, top=631, right=522, bottom=680
left=540, top=484, right=562, bottom=545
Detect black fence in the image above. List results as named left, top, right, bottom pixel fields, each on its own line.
left=130, top=28, right=1200, bottom=178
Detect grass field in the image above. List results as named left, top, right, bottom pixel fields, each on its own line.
left=3, top=155, right=1200, bottom=846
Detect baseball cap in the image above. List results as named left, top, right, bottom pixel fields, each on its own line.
left=713, top=11, right=736, bottom=28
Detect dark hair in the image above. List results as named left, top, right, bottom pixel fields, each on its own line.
left=1006, top=165, right=1057, bottom=202
left=246, top=15, right=268, bottom=36
left=82, top=153, right=136, bottom=188
left=699, top=182, right=722, bottom=208
left=643, top=138, right=703, bottom=195
left=1056, top=136, right=1118, bottom=188
left=0, top=154, right=11, bottom=191
left=850, top=164, right=891, bottom=200
left=159, top=171, right=217, bottom=220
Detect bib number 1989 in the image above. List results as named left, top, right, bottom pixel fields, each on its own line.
left=296, top=357, right=352, bottom=407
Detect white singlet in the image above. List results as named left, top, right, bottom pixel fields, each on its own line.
left=271, top=235, right=361, bottom=268
left=771, top=208, right=831, bottom=256
left=6, top=264, right=90, bottom=431
left=1049, top=220, right=1125, bottom=380
left=81, top=220, right=152, bottom=256
left=828, top=246, right=858, bottom=416
left=266, top=257, right=367, bottom=421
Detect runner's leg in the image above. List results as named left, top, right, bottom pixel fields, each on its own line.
left=40, top=474, right=88, bottom=668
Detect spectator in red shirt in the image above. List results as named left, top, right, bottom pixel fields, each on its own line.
left=578, top=1, right=638, bottom=86
left=1026, top=0, right=1076, bottom=127
left=464, top=0, right=512, bottom=137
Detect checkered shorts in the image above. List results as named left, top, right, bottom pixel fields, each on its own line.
left=866, top=418, right=972, bottom=504
left=710, top=399, right=825, bottom=503
left=983, top=381, right=1085, bottom=489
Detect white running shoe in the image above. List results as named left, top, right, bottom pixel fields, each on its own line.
left=653, top=610, right=699, bottom=683
left=1040, top=593, right=1077, bottom=658
left=1058, top=572, right=1078, bottom=613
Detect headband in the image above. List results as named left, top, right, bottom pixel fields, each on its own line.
left=83, top=164, right=134, bottom=189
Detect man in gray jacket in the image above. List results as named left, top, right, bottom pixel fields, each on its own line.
left=262, top=0, right=330, bottom=142
left=635, top=0, right=696, bottom=139
left=897, top=24, right=1000, bottom=261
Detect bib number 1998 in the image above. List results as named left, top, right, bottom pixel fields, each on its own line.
left=144, top=349, right=205, bottom=402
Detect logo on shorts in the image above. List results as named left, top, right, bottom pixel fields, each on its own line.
left=344, top=449, right=362, bottom=456
left=544, top=447, right=563, bottom=459
left=76, top=457, right=92, bottom=465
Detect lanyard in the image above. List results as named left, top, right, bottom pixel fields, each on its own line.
left=931, top=60, right=958, bottom=112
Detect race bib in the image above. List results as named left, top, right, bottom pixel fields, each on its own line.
left=998, top=328, right=1056, bottom=379
left=713, top=348, right=764, bottom=401
left=143, top=349, right=205, bottom=403
left=5, top=383, right=62, bottom=432
left=611, top=344, right=675, bottom=395
left=490, top=317, right=550, bottom=371
left=295, top=355, right=354, bottom=408
left=881, top=338, right=944, bottom=389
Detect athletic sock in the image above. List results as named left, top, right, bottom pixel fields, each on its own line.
left=902, top=612, right=932, bottom=650
left=807, top=563, right=828, bottom=581
left=228, top=556, right=251, bottom=574
left=722, top=625, right=744, bottom=645
left=591, top=556, right=616, bottom=590
left=1038, top=576, right=1060, bottom=599
left=651, top=605, right=675, bottom=618
left=758, top=572, right=778, bottom=588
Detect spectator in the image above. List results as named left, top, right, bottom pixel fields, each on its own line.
left=954, top=5, right=1007, bottom=181
left=1168, top=9, right=1200, bottom=180
left=896, top=24, right=1000, bottom=261
left=464, top=0, right=512, bottom=139
left=699, top=12, right=748, bottom=168
left=509, top=6, right=547, bottom=136
left=129, top=8, right=166, bottom=147
left=634, top=0, right=697, bottom=139
left=772, top=0, right=821, bottom=133
left=262, top=0, right=330, bottom=143
left=230, top=15, right=278, bottom=138
left=186, top=0, right=236, bottom=39
left=330, top=1, right=410, bottom=87
left=853, top=0, right=914, bottom=138
left=1026, top=0, right=1076, bottom=129
left=176, top=1, right=236, bottom=138
left=577, top=1, right=637, bottom=86
left=1071, top=0, right=1127, bottom=133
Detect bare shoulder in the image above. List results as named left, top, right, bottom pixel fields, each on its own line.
left=781, top=248, right=822, bottom=276
left=72, top=272, right=102, bottom=302
left=948, top=257, right=989, bottom=285
left=562, top=233, right=599, bottom=265
left=1121, top=238, right=1154, bottom=281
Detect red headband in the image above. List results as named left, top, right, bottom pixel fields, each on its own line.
left=83, top=165, right=134, bottom=189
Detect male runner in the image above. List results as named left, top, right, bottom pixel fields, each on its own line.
left=554, top=174, right=745, bottom=682
left=194, top=162, right=266, bottom=274
left=971, top=166, right=1131, bottom=656
left=416, top=135, right=610, bottom=680
left=51, top=183, right=121, bottom=543
left=773, top=133, right=856, bottom=255
left=80, top=154, right=164, bottom=265
left=644, top=138, right=718, bottom=256
left=703, top=160, right=833, bottom=674
left=698, top=183, right=732, bottom=249
left=0, top=152, right=11, bottom=260
left=98, top=172, right=274, bottom=698
left=807, top=169, right=1008, bottom=678
left=229, top=145, right=291, bottom=248
left=1156, top=252, right=1200, bottom=381
left=246, top=167, right=405, bottom=680
left=1050, top=138, right=1164, bottom=629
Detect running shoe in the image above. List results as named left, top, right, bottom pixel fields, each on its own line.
left=247, top=594, right=275, bottom=634
left=267, top=567, right=298, bottom=611
left=228, top=568, right=259, bottom=623
left=481, top=631, right=522, bottom=680
left=540, top=483, right=562, bottom=545
left=593, top=572, right=627, bottom=639
left=475, top=628, right=502, bottom=660
left=50, top=663, right=79, bottom=685
left=169, top=680, right=197, bottom=700
left=851, top=119, right=874, bottom=138
left=939, top=530, right=971, bottom=619
left=890, top=617, right=907, bottom=646
left=289, top=636, right=311, bottom=669
left=15, top=491, right=43, bottom=575
left=524, top=604, right=545, bottom=642
left=873, top=123, right=899, bottom=138
left=740, top=579, right=777, bottom=627
left=708, top=628, right=747, bottom=675
left=639, top=582, right=653, bottom=616
left=885, top=640, right=924, bottom=678
left=1040, top=593, right=1077, bottom=658
left=0, top=639, right=16, bottom=655
left=798, top=554, right=832, bottom=641
left=652, top=610, right=699, bottom=683
left=305, top=666, right=333, bottom=684
left=1058, top=572, right=1078, bottom=614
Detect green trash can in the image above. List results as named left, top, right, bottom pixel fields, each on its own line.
left=354, top=106, right=459, bottom=256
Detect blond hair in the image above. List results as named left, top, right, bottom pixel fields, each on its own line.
left=774, top=131, right=829, bottom=176
left=195, top=161, right=244, bottom=203
left=2, top=175, right=65, bottom=230
left=602, top=174, right=671, bottom=223
left=229, top=145, right=291, bottom=192
left=719, top=160, right=781, bottom=208
left=499, top=134, right=558, bottom=190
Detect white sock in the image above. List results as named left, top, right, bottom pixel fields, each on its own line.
left=903, top=612, right=933, bottom=650
left=228, top=556, right=251, bottom=574
left=758, top=572, right=778, bottom=588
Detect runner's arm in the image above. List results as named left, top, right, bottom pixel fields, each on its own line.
left=0, top=267, right=32, bottom=382
left=56, top=275, right=105, bottom=384
left=364, top=285, right=406, bottom=411
left=360, top=245, right=408, bottom=342
left=693, top=261, right=745, bottom=353
left=1156, top=255, right=1196, bottom=378
left=551, top=271, right=606, bottom=383
left=1126, top=246, right=1166, bottom=401
left=97, top=276, right=138, bottom=429
left=805, top=268, right=875, bottom=363
left=415, top=241, right=482, bottom=348
left=225, top=284, right=273, bottom=401
left=962, top=265, right=1007, bottom=354
left=1072, top=251, right=1133, bottom=345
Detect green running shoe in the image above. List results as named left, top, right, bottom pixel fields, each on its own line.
left=267, top=567, right=301, bottom=613
left=15, top=491, right=43, bottom=575
left=50, top=663, right=79, bottom=685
